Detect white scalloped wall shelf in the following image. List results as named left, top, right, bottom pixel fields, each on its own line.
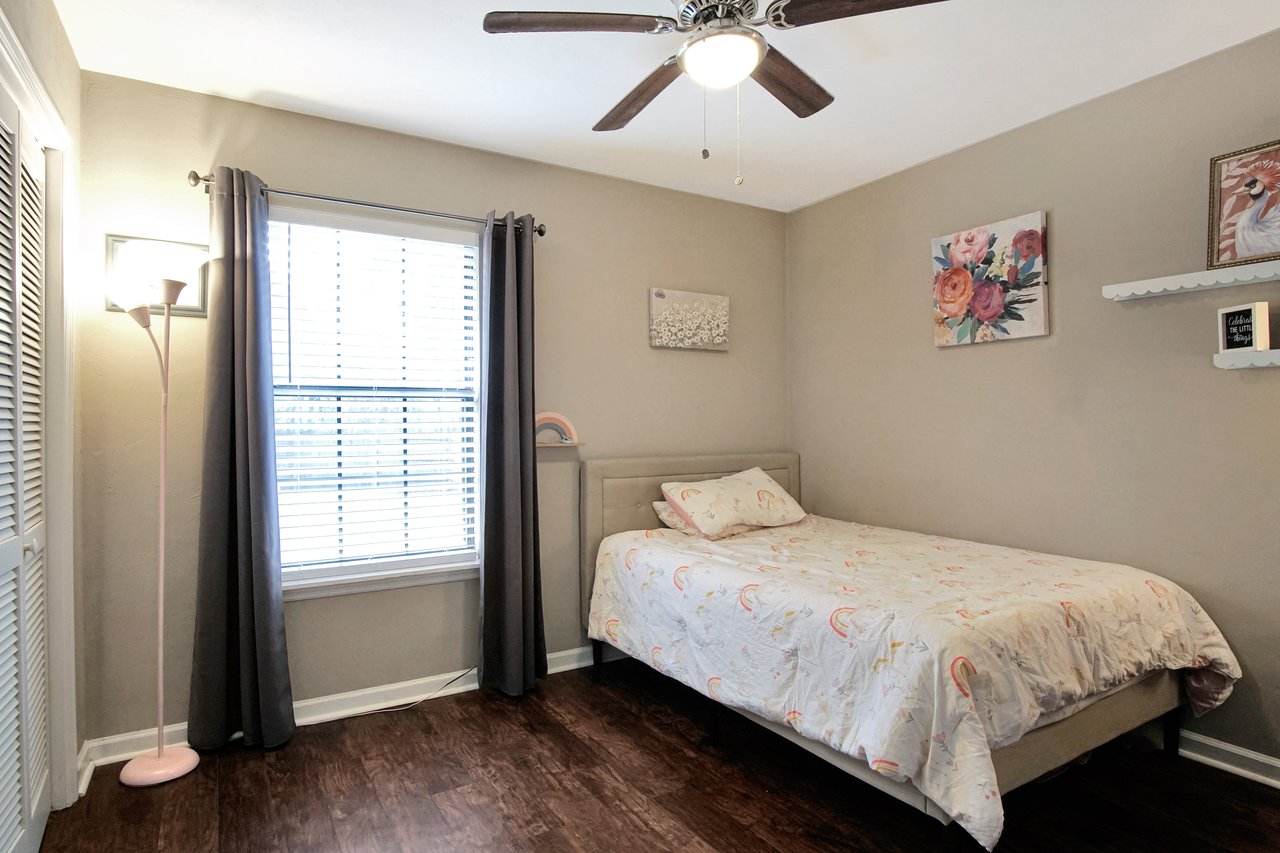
left=1213, top=350, right=1280, bottom=370
left=1101, top=259, right=1280, bottom=301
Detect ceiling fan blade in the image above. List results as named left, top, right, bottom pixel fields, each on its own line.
left=750, top=46, right=833, bottom=118
left=484, top=11, right=678, bottom=34
left=764, top=0, right=948, bottom=29
left=593, top=58, right=682, bottom=131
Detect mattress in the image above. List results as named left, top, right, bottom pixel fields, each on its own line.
left=586, top=515, right=1240, bottom=850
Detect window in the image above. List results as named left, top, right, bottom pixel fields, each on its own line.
left=267, top=201, right=482, bottom=597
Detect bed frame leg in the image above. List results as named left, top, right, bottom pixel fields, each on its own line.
left=1162, top=705, right=1184, bottom=759
left=944, top=821, right=974, bottom=851
left=704, top=701, right=721, bottom=746
left=591, top=639, right=604, bottom=671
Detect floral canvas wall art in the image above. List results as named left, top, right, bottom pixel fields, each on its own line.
left=932, top=211, right=1048, bottom=348
left=1209, top=138, right=1280, bottom=269
left=650, top=288, right=729, bottom=351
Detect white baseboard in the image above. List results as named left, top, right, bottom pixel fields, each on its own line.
left=74, top=645, right=598, bottom=797
left=292, top=645, right=592, bottom=725
left=292, top=666, right=480, bottom=727
left=548, top=644, right=597, bottom=672
left=77, top=721, right=192, bottom=796
left=74, top=653, right=1280, bottom=802
left=75, top=741, right=92, bottom=798
left=1180, top=731, right=1280, bottom=789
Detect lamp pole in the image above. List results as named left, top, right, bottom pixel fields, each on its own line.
left=118, top=279, right=200, bottom=787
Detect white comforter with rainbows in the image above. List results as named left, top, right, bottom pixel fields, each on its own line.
left=586, top=515, right=1240, bottom=850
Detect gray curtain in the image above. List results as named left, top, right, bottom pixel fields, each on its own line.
left=188, top=166, right=295, bottom=749
left=478, top=211, right=547, bottom=696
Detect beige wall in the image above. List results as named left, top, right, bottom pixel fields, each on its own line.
left=787, top=31, right=1280, bottom=757
left=77, top=73, right=788, bottom=739
left=77, top=31, right=1280, bottom=763
left=0, top=1, right=79, bottom=119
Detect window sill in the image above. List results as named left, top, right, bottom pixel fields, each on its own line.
left=282, top=560, right=480, bottom=602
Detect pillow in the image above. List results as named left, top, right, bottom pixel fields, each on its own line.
left=652, top=501, right=758, bottom=540
left=661, top=467, right=805, bottom=538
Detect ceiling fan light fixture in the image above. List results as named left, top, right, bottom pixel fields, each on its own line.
left=678, top=26, right=766, bottom=90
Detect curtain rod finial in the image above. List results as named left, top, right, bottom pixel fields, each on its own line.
left=187, top=170, right=211, bottom=187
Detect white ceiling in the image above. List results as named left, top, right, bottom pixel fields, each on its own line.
left=53, top=0, right=1280, bottom=212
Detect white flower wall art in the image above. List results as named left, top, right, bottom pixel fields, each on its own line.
left=649, top=288, right=730, bottom=352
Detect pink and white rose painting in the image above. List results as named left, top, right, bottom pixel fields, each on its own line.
left=931, top=211, right=1048, bottom=348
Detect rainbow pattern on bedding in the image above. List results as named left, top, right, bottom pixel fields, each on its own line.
left=587, top=515, right=1240, bottom=850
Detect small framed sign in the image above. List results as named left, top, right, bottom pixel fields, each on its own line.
left=1217, top=302, right=1270, bottom=353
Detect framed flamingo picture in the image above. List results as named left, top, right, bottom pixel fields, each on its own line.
left=1209, top=138, right=1280, bottom=269
left=931, top=211, right=1048, bottom=348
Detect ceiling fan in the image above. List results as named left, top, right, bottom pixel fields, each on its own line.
left=484, top=0, right=948, bottom=131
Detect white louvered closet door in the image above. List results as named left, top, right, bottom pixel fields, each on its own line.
left=0, top=89, right=49, bottom=853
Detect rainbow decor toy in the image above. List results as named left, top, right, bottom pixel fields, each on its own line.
left=534, top=411, right=580, bottom=445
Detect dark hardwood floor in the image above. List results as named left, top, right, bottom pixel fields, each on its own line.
left=44, top=660, right=1280, bottom=852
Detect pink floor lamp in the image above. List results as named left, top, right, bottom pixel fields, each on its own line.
left=111, top=278, right=200, bottom=786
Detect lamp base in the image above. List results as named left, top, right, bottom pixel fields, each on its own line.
left=119, top=745, right=200, bottom=787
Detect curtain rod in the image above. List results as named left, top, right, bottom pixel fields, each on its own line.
left=187, top=171, right=546, bottom=236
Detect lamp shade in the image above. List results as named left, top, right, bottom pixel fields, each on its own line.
left=107, top=236, right=205, bottom=314
left=678, top=28, right=766, bottom=90
left=106, top=277, right=160, bottom=313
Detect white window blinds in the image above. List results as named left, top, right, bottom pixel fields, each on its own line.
left=268, top=204, right=481, bottom=577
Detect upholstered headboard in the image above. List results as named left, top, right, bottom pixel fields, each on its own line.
left=578, top=452, right=801, bottom=628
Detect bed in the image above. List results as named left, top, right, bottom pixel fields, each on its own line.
left=579, top=452, right=1240, bottom=850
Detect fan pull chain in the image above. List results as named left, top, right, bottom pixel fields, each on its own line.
left=701, top=87, right=709, bottom=160
left=734, top=83, right=744, bottom=186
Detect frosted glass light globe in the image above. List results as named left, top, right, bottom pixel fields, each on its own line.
left=679, top=28, right=766, bottom=90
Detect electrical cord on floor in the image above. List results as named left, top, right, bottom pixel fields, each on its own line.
left=328, top=665, right=479, bottom=722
